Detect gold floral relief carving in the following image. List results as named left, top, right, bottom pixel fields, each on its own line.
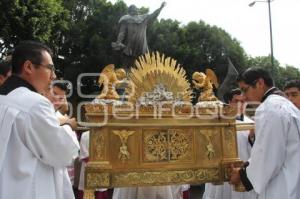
left=169, top=129, right=192, bottom=160
left=200, top=130, right=218, bottom=160
left=195, top=168, right=220, bottom=181
left=144, top=131, right=168, bottom=161
left=113, top=171, right=170, bottom=185
left=144, top=129, right=193, bottom=162
left=113, top=130, right=135, bottom=162
left=86, top=172, right=110, bottom=188
left=112, top=169, right=220, bottom=186
left=92, top=133, right=105, bottom=161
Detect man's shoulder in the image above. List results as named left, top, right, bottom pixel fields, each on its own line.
left=3, top=87, right=50, bottom=112
left=263, top=94, right=298, bottom=115
left=264, top=94, right=288, bottom=106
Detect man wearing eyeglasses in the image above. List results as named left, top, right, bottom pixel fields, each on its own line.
left=284, top=79, right=300, bottom=110
left=229, top=68, right=300, bottom=199
left=0, top=41, right=79, bottom=199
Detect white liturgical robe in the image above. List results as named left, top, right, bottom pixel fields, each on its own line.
left=78, top=131, right=90, bottom=191
left=55, top=111, right=78, bottom=199
left=112, top=186, right=175, bottom=199
left=0, top=87, right=79, bottom=199
left=246, top=94, right=300, bottom=199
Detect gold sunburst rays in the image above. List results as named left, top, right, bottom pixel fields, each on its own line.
left=127, top=52, right=192, bottom=103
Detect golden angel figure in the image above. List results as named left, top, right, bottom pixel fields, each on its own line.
left=192, top=69, right=218, bottom=101
left=97, top=64, right=126, bottom=100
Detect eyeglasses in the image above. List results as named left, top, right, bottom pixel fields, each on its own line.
left=32, top=62, right=56, bottom=72
left=240, top=80, right=258, bottom=94
left=240, top=86, right=251, bottom=94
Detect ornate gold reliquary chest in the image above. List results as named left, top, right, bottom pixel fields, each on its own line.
left=82, top=52, right=248, bottom=193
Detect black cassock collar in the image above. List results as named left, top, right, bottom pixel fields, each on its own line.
left=0, top=75, right=37, bottom=95
left=261, top=87, right=284, bottom=103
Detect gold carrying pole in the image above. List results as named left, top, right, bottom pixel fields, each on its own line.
left=236, top=122, right=254, bottom=131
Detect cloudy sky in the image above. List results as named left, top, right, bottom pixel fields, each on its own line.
left=109, top=0, right=300, bottom=68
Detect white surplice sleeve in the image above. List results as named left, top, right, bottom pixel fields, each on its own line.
left=22, top=99, right=79, bottom=168
left=246, top=102, right=288, bottom=194
left=79, top=131, right=90, bottom=160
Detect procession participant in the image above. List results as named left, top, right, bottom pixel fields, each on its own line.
left=50, top=81, right=69, bottom=113
left=44, top=81, right=72, bottom=124
left=229, top=68, right=300, bottom=199
left=0, top=40, right=79, bottom=199
left=44, top=81, right=79, bottom=199
left=202, top=88, right=257, bottom=199
left=284, top=79, right=300, bottom=109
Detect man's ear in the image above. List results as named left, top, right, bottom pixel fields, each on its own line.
left=256, top=78, right=265, bottom=88
left=0, top=75, right=5, bottom=84
left=23, top=60, right=34, bottom=75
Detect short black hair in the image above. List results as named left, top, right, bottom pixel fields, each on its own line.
left=237, top=67, right=274, bottom=87
left=53, top=82, right=70, bottom=93
left=223, top=88, right=242, bottom=104
left=284, top=79, right=300, bottom=91
left=11, top=40, right=53, bottom=74
left=0, top=60, right=12, bottom=76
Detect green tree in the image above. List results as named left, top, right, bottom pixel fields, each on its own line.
left=283, top=65, right=300, bottom=81
left=0, top=0, right=69, bottom=57
left=149, top=20, right=248, bottom=83
left=56, top=0, right=129, bottom=109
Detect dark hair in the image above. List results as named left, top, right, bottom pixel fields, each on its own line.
left=11, top=40, right=53, bottom=74
left=223, top=88, right=242, bottom=104
left=0, top=60, right=12, bottom=76
left=284, top=79, right=300, bottom=91
left=237, top=67, right=274, bottom=87
left=53, top=82, right=70, bottom=93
